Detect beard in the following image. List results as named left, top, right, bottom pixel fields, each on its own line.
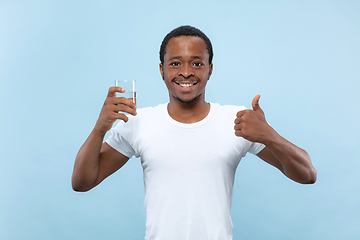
left=175, top=93, right=202, bottom=104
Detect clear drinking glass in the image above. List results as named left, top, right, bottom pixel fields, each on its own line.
left=115, top=80, right=136, bottom=104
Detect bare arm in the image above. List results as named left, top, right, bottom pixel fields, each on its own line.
left=71, top=87, right=137, bottom=192
left=234, top=95, right=317, bottom=184
left=72, top=130, right=130, bottom=191
left=256, top=134, right=316, bottom=184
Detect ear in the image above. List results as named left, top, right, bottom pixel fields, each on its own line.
left=159, top=63, right=165, bottom=80
left=207, top=63, right=213, bottom=80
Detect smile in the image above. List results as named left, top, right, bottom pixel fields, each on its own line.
left=180, top=83, right=193, bottom=88
left=174, top=81, right=198, bottom=88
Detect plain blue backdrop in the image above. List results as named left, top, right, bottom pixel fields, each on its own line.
left=1, top=0, right=359, bottom=239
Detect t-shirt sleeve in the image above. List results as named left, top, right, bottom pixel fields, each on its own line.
left=105, top=121, right=136, bottom=159
left=247, top=141, right=266, bottom=155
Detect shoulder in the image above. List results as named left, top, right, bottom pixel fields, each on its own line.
left=113, top=103, right=168, bottom=138
left=211, top=103, right=247, bottom=115
left=208, top=103, right=247, bottom=126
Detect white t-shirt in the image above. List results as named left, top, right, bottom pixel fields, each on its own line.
left=106, top=103, right=265, bottom=240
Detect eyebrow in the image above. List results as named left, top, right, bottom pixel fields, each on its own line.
left=169, top=56, right=203, bottom=61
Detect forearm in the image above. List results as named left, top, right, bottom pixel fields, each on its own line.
left=264, top=130, right=317, bottom=184
left=72, top=127, right=106, bottom=191
left=71, top=86, right=137, bottom=191
left=235, top=96, right=316, bottom=184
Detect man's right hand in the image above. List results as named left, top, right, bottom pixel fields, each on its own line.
left=94, top=86, right=137, bottom=135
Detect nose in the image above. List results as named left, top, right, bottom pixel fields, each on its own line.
left=178, top=64, right=194, bottom=78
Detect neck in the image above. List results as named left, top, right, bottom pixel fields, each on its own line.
left=167, top=97, right=210, bottom=123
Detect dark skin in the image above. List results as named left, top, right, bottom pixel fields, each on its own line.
left=71, top=88, right=136, bottom=191
left=235, top=95, right=317, bottom=183
left=72, top=35, right=316, bottom=192
left=159, top=36, right=213, bottom=123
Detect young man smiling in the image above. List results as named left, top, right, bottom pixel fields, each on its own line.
left=72, top=25, right=317, bottom=240
left=160, top=34, right=213, bottom=123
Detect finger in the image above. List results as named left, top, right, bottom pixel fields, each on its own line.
left=113, top=105, right=137, bottom=117
left=236, top=110, right=246, bottom=118
left=112, top=102, right=137, bottom=117
left=112, top=112, right=129, bottom=123
left=108, top=86, right=125, bottom=97
left=251, top=94, right=261, bottom=111
left=113, top=97, right=137, bottom=111
left=234, top=129, right=243, bottom=137
left=234, top=117, right=244, bottom=124
left=234, top=123, right=242, bottom=131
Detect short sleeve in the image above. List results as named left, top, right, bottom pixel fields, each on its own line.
left=247, top=141, right=266, bottom=155
left=105, top=121, right=136, bottom=158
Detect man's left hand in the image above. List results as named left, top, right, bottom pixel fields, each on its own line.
left=234, top=95, right=274, bottom=144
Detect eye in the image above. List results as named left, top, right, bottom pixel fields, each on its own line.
left=193, top=62, right=203, bottom=67
left=170, top=61, right=180, bottom=67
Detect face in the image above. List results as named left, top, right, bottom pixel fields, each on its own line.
left=160, top=36, right=213, bottom=104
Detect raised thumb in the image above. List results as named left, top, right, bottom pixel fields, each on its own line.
left=252, top=94, right=262, bottom=111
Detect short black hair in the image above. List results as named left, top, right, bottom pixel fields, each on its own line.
left=159, top=25, right=213, bottom=65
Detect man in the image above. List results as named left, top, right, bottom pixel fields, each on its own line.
left=72, top=25, right=317, bottom=240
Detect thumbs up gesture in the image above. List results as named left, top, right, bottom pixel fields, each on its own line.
left=234, top=95, right=273, bottom=144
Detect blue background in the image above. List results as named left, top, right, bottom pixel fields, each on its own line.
left=1, top=0, right=359, bottom=239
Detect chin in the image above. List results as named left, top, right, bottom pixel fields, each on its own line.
left=176, top=95, right=199, bottom=104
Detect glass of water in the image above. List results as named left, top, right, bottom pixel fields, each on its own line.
left=115, top=80, right=136, bottom=104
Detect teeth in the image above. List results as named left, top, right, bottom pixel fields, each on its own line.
left=180, top=83, right=193, bottom=88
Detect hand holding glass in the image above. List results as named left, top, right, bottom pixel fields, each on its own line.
left=115, top=80, right=136, bottom=105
